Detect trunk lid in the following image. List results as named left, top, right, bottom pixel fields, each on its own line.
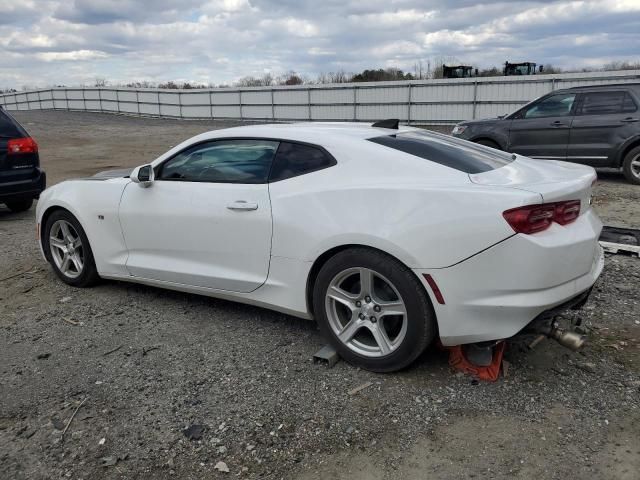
left=469, top=156, right=596, bottom=212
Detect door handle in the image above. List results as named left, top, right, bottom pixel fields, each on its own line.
left=550, top=120, right=566, bottom=127
left=227, top=200, right=258, bottom=211
left=621, top=117, right=639, bottom=123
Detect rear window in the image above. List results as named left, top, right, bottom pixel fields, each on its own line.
left=0, top=109, right=23, bottom=137
left=368, top=130, right=514, bottom=174
left=579, top=91, right=637, bottom=115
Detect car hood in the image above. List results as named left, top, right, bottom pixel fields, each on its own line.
left=459, top=117, right=505, bottom=126
left=90, top=168, right=133, bottom=180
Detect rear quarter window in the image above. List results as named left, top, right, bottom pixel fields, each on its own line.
left=269, top=141, right=336, bottom=181
left=368, top=130, right=514, bottom=174
left=579, top=91, right=637, bottom=115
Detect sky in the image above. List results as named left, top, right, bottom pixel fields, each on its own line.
left=1, top=0, right=639, bottom=89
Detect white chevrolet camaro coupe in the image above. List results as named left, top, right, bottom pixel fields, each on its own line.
left=36, top=120, right=604, bottom=372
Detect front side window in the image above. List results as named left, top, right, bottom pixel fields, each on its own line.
left=579, top=91, right=637, bottom=115
left=523, top=93, right=576, bottom=119
left=269, top=141, right=335, bottom=181
left=158, top=139, right=279, bottom=183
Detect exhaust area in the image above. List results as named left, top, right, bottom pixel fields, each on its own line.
left=528, top=318, right=586, bottom=351
left=548, top=325, right=586, bottom=351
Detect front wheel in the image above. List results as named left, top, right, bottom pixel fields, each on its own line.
left=622, top=146, right=640, bottom=185
left=313, top=248, right=436, bottom=372
left=43, top=210, right=100, bottom=287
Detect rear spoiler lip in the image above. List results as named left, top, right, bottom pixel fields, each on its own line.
left=372, top=119, right=399, bottom=129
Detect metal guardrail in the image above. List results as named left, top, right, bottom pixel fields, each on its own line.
left=2, top=70, right=639, bottom=125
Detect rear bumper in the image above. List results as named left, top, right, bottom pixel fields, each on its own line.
left=415, top=208, right=604, bottom=346
left=0, top=168, right=46, bottom=202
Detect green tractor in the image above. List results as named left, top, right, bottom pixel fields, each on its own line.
left=503, top=61, right=543, bottom=76
left=442, top=65, right=477, bottom=79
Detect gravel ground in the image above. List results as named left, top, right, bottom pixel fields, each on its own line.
left=1, top=111, right=639, bottom=479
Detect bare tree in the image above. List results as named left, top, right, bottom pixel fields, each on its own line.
left=316, top=70, right=352, bottom=84
left=158, top=80, right=180, bottom=89
left=277, top=71, right=304, bottom=85
left=540, top=64, right=563, bottom=74
left=602, top=60, right=640, bottom=71
left=413, top=60, right=426, bottom=80
left=235, top=74, right=275, bottom=87
left=260, top=73, right=274, bottom=86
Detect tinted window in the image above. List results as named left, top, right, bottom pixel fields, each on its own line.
left=269, top=141, right=335, bottom=181
left=0, top=109, right=22, bottom=137
left=369, top=130, right=514, bottom=174
left=158, top=139, right=279, bottom=183
left=622, top=93, right=638, bottom=113
left=580, top=91, right=636, bottom=115
left=523, top=93, right=576, bottom=118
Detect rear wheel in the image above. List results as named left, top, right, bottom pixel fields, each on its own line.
left=5, top=198, right=33, bottom=213
left=44, top=210, right=100, bottom=287
left=313, top=248, right=436, bottom=372
left=475, top=139, right=501, bottom=150
left=622, top=146, right=640, bottom=185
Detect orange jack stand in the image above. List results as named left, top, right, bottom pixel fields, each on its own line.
left=446, top=341, right=506, bottom=382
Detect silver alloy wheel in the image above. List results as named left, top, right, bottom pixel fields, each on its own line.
left=325, top=267, right=408, bottom=358
left=631, top=153, right=640, bottom=180
left=49, top=219, right=84, bottom=279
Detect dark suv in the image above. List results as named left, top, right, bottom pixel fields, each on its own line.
left=452, top=84, right=640, bottom=184
left=0, top=107, right=45, bottom=212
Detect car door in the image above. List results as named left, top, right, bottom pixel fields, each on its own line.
left=567, top=90, right=639, bottom=167
left=507, top=92, right=577, bottom=160
left=118, top=138, right=279, bottom=293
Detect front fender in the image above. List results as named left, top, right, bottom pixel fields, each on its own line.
left=466, top=120, right=511, bottom=150
left=468, top=132, right=509, bottom=150
left=37, top=179, right=130, bottom=276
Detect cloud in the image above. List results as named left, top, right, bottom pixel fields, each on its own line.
left=0, top=0, right=639, bottom=88
left=35, top=49, right=109, bottom=61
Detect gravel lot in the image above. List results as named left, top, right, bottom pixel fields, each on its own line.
left=1, top=111, right=639, bottom=479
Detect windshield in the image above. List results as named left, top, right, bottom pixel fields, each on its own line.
left=368, top=130, right=514, bottom=174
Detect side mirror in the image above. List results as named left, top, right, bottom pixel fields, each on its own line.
left=130, top=164, right=154, bottom=187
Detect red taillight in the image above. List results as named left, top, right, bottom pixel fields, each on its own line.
left=553, top=200, right=581, bottom=225
left=503, top=204, right=555, bottom=234
left=7, top=137, right=38, bottom=154
left=503, top=200, right=581, bottom=234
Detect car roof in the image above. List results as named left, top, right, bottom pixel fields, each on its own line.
left=560, top=83, right=640, bottom=93
left=150, top=122, right=451, bottom=168
left=194, top=122, right=420, bottom=144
